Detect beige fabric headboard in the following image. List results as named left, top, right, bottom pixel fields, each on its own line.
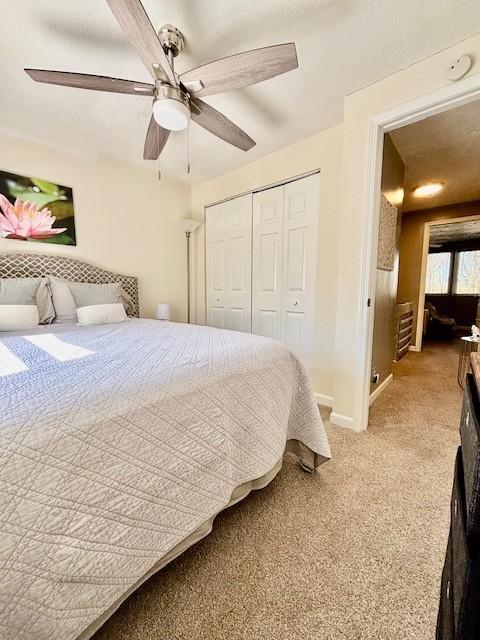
left=0, top=252, right=139, bottom=317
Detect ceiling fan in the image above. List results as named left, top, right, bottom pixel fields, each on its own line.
left=25, top=0, right=298, bottom=165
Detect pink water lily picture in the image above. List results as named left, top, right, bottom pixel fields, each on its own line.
left=0, top=170, right=76, bottom=245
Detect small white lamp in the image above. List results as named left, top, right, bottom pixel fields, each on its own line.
left=155, top=303, right=171, bottom=321
left=179, top=218, right=202, bottom=323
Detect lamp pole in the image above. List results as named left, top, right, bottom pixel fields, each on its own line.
left=180, top=218, right=201, bottom=324
left=185, top=230, right=192, bottom=323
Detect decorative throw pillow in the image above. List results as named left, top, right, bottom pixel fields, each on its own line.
left=67, top=281, right=123, bottom=309
left=48, top=276, right=77, bottom=323
left=76, top=303, right=127, bottom=326
left=37, top=278, right=56, bottom=324
left=0, top=277, right=39, bottom=305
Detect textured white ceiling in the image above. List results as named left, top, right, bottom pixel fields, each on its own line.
left=2, top=0, right=480, bottom=183
left=391, top=100, right=480, bottom=211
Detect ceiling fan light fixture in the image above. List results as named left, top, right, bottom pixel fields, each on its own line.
left=153, top=96, right=190, bottom=131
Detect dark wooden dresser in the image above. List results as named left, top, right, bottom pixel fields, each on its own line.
left=436, top=369, right=480, bottom=639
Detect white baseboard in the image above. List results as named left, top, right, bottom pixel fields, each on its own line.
left=330, top=411, right=355, bottom=430
left=409, top=345, right=421, bottom=352
left=369, top=372, right=393, bottom=406
left=314, top=393, right=333, bottom=408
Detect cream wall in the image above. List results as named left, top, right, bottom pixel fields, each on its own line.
left=0, top=134, right=190, bottom=320
left=398, top=201, right=480, bottom=345
left=332, top=33, right=480, bottom=429
left=190, top=124, right=343, bottom=402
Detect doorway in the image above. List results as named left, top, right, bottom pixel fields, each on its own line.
left=366, top=89, right=480, bottom=422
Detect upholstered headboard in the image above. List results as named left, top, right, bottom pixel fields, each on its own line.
left=0, top=252, right=139, bottom=317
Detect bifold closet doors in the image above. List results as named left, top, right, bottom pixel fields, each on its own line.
left=206, top=173, right=319, bottom=362
left=205, top=193, right=253, bottom=333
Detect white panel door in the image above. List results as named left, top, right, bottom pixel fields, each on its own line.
left=206, top=194, right=252, bottom=332
left=281, top=174, right=320, bottom=362
left=252, top=185, right=284, bottom=340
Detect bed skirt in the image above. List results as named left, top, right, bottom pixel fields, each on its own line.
left=78, top=440, right=325, bottom=640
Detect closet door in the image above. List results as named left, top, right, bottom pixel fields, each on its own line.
left=281, top=174, right=320, bottom=362
left=206, top=194, right=252, bottom=332
left=252, top=185, right=284, bottom=340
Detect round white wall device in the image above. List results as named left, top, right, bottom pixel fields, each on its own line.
left=447, top=55, right=473, bottom=81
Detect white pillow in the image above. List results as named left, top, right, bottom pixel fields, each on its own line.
left=76, top=303, right=127, bottom=326
left=0, top=305, right=39, bottom=331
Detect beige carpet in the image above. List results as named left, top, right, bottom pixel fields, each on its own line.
left=93, top=341, right=462, bottom=640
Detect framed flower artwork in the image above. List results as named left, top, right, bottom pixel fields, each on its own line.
left=0, top=170, right=76, bottom=245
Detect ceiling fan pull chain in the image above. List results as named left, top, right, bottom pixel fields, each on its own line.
left=157, top=126, right=162, bottom=180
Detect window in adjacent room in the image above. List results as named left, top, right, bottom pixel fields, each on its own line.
left=425, top=252, right=452, bottom=294
left=454, top=250, right=480, bottom=294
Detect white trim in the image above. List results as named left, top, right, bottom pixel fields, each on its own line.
left=330, top=411, right=356, bottom=430
left=409, top=345, right=421, bottom=352
left=358, top=70, right=480, bottom=433
left=415, top=213, right=480, bottom=350
left=204, top=169, right=321, bottom=209
left=314, top=392, right=333, bottom=408
left=369, top=373, right=393, bottom=406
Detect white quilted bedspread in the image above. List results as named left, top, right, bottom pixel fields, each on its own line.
left=0, top=319, right=330, bottom=639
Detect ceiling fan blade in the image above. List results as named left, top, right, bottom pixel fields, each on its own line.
left=190, top=98, right=255, bottom=151
left=105, top=0, right=176, bottom=85
left=180, top=43, right=298, bottom=98
left=143, top=115, right=170, bottom=160
left=25, top=69, right=155, bottom=96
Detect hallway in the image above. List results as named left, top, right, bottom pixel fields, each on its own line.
left=370, top=339, right=462, bottom=452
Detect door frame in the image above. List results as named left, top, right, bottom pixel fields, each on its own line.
left=414, top=214, right=480, bottom=351
left=359, top=71, right=480, bottom=431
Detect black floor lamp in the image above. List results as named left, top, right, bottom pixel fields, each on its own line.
left=180, top=218, right=201, bottom=323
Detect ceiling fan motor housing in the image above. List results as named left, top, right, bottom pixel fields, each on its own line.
left=155, top=83, right=190, bottom=110
left=158, top=24, right=185, bottom=58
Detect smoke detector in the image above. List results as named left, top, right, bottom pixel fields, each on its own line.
left=447, top=55, right=473, bottom=81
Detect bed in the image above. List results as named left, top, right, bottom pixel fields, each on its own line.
left=0, top=253, right=331, bottom=640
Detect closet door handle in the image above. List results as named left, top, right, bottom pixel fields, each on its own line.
left=216, top=297, right=220, bottom=302
left=292, top=300, right=299, bottom=306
